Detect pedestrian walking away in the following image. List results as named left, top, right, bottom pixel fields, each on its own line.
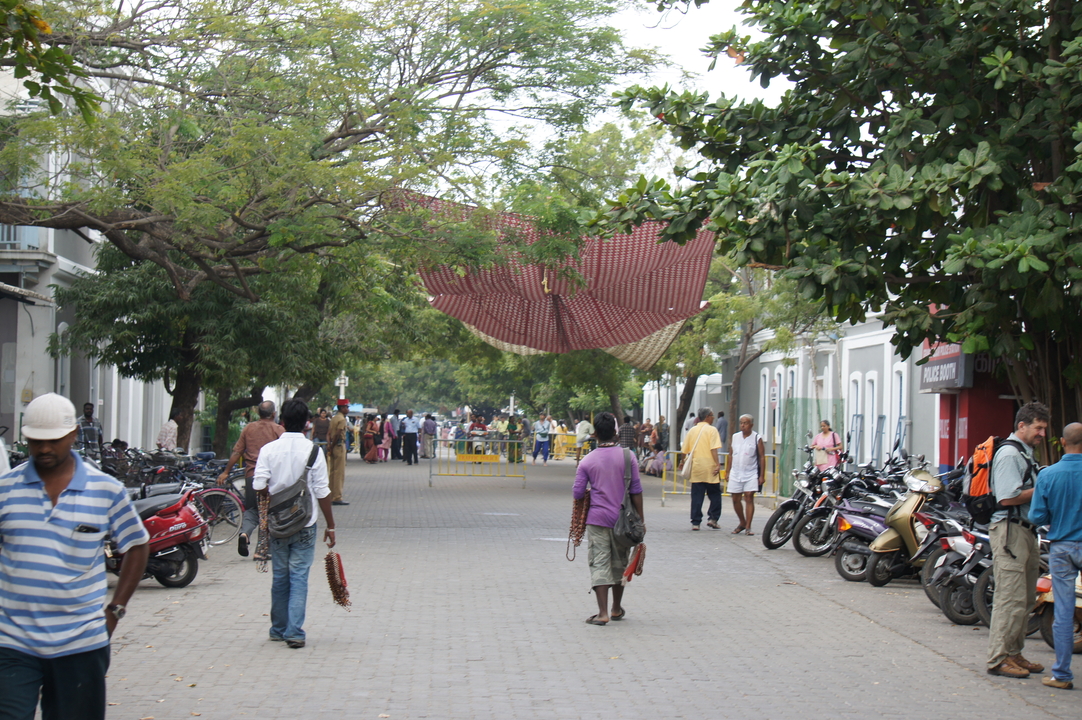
left=986, top=401, right=1048, bottom=679
left=727, top=414, right=765, bottom=535
left=681, top=408, right=723, bottom=531
left=217, top=401, right=285, bottom=560
left=1027, top=420, right=1082, bottom=689
left=421, top=414, right=438, bottom=459
left=401, top=410, right=421, bottom=466
left=713, top=411, right=728, bottom=454
left=0, top=393, right=151, bottom=720
left=252, top=399, right=336, bottom=649
left=327, top=400, right=349, bottom=505
left=572, top=412, right=644, bottom=625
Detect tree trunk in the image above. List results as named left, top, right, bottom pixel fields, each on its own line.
left=673, top=372, right=700, bottom=450
left=211, top=385, right=266, bottom=457
left=727, top=322, right=764, bottom=432
left=608, top=391, right=624, bottom=421
left=292, top=383, right=319, bottom=403
left=169, top=361, right=202, bottom=452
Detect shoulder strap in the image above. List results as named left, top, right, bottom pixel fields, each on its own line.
left=622, top=448, right=633, bottom=497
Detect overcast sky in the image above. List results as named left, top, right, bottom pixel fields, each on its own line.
left=614, top=1, right=789, bottom=106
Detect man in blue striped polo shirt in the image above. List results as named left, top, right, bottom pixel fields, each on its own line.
left=0, top=393, right=150, bottom=720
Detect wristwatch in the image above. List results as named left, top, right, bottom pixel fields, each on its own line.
left=107, top=604, right=126, bottom=620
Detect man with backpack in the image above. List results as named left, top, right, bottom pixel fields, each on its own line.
left=985, top=402, right=1049, bottom=679
left=252, top=399, right=336, bottom=649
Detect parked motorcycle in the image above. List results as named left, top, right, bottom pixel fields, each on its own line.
left=762, top=441, right=828, bottom=550
left=933, top=529, right=988, bottom=625
left=831, top=490, right=894, bottom=582
left=106, top=490, right=209, bottom=587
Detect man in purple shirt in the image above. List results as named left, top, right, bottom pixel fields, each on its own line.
left=573, top=412, right=644, bottom=626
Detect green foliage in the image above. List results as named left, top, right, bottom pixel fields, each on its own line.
left=0, top=1, right=100, bottom=120
left=605, top=0, right=1082, bottom=425
left=0, top=0, right=655, bottom=298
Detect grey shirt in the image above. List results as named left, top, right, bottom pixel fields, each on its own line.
left=990, top=432, right=1036, bottom=524
left=714, top=416, right=729, bottom=451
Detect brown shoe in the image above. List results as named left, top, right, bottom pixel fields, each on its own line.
left=1011, top=654, right=1044, bottom=673
left=1043, top=676, right=1074, bottom=690
left=988, top=658, right=1029, bottom=678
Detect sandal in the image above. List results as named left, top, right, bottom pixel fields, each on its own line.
left=744, top=529, right=755, bottom=536
left=584, top=615, right=608, bottom=626
left=706, top=521, right=719, bottom=530
left=610, top=609, right=626, bottom=621
left=731, top=526, right=745, bottom=534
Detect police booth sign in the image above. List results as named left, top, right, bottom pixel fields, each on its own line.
left=918, top=342, right=974, bottom=392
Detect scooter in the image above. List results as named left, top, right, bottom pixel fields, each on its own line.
left=1035, top=573, right=1082, bottom=654
left=866, top=462, right=966, bottom=586
left=105, top=490, right=209, bottom=588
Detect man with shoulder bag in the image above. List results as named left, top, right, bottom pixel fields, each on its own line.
left=253, top=399, right=336, bottom=649
left=572, top=412, right=644, bottom=626
left=986, top=402, right=1048, bottom=679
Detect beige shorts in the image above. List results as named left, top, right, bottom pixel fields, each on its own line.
left=587, top=524, right=630, bottom=587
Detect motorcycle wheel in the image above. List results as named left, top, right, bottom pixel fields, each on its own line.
left=973, top=567, right=1041, bottom=635
left=154, top=551, right=199, bottom=588
left=920, top=547, right=947, bottom=609
left=834, top=544, right=869, bottom=582
left=792, top=513, right=836, bottom=558
left=1039, top=606, right=1082, bottom=654
left=939, top=582, right=980, bottom=625
left=762, top=505, right=799, bottom=550
left=866, top=551, right=898, bottom=587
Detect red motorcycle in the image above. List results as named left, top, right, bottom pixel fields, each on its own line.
left=106, top=490, right=209, bottom=588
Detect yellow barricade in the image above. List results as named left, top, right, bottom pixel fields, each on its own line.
left=429, top=437, right=527, bottom=488
left=661, top=451, right=779, bottom=506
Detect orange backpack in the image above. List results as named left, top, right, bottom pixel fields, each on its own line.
left=962, top=436, right=1029, bottom=524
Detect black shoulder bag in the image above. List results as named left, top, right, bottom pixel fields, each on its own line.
left=267, top=445, right=320, bottom=539
left=613, top=448, right=646, bottom=549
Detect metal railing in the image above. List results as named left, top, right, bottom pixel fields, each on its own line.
left=429, top=437, right=527, bottom=487
left=660, top=451, right=780, bottom=506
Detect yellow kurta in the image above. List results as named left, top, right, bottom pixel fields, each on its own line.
left=680, top=422, right=723, bottom=484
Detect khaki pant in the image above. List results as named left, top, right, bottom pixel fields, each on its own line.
left=327, top=444, right=346, bottom=502
left=987, top=519, right=1039, bottom=668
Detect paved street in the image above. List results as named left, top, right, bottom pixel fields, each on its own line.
left=104, top=454, right=1080, bottom=720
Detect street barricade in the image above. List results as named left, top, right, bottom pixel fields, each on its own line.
left=429, top=437, right=527, bottom=488
left=661, top=451, right=780, bottom=506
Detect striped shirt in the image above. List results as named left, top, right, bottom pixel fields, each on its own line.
left=0, top=453, right=149, bottom=658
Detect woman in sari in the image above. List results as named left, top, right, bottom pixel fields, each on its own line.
left=363, top=414, right=380, bottom=463
left=552, top=419, right=569, bottom=460
left=379, top=413, right=395, bottom=462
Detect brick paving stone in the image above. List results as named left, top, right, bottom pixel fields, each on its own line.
left=97, top=453, right=1080, bottom=719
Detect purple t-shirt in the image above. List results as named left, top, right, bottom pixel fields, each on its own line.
left=572, top=446, right=642, bottom=528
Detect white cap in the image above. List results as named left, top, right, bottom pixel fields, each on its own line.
left=22, top=393, right=78, bottom=440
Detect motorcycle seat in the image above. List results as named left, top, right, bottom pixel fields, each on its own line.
left=850, top=499, right=890, bottom=516
left=143, top=482, right=184, bottom=498
left=133, top=494, right=185, bottom=521
left=194, top=451, right=216, bottom=461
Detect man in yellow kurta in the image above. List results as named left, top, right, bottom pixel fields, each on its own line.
left=327, top=400, right=349, bottom=505
left=680, top=407, right=723, bottom=531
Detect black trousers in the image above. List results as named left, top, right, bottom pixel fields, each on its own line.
left=391, top=436, right=402, bottom=459
left=690, top=482, right=721, bottom=525
left=402, top=433, right=419, bottom=465
left=0, top=645, right=110, bottom=720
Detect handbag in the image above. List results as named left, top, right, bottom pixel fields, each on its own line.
left=267, top=445, right=320, bottom=539
left=613, top=448, right=646, bottom=549
left=679, top=424, right=706, bottom=479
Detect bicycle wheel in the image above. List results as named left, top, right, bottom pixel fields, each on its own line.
left=199, top=488, right=244, bottom=546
